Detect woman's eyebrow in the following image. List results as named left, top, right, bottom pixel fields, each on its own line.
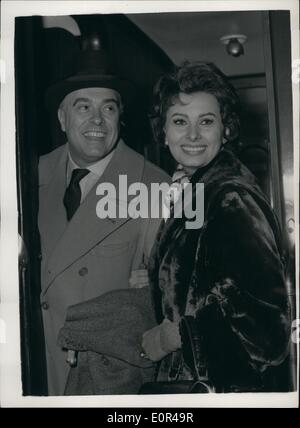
left=171, top=112, right=217, bottom=118
left=199, top=112, right=217, bottom=118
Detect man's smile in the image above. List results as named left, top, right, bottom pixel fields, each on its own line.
left=83, top=129, right=106, bottom=139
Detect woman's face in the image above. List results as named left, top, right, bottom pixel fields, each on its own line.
left=165, top=91, right=224, bottom=174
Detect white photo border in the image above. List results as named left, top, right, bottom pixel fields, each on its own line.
left=0, top=0, right=299, bottom=408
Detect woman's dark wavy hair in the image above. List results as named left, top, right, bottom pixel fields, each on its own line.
left=150, top=61, right=240, bottom=145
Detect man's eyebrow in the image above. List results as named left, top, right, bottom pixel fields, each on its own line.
left=73, top=98, right=90, bottom=106
left=103, top=98, right=119, bottom=104
left=72, top=97, right=119, bottom=107
left=102, top=98, right=121, bottom=107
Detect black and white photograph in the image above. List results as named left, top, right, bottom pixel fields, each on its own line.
left=0, top=0, right=299, bottom=408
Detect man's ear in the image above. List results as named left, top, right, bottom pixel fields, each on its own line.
left=58, top=108, right=66, bottom=132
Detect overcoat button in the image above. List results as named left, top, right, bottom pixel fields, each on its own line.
left=78, top=267, right=88, bottom=276
left=41, top=301, right=49, bottom=310
left=101, top=355, right=110, bottom=366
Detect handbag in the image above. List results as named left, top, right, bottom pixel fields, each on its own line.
left=138, top=316, right=215, bottom=394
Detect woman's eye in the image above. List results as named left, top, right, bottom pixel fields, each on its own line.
left=200, top=118, right=214, bottom=126
left=173, top=118, right=186, bottom=126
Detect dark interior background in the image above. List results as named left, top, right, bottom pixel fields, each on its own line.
left=36, top=13, right=272, bottom=190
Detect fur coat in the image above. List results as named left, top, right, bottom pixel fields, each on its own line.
left=149, top=148, right=290, bottom=392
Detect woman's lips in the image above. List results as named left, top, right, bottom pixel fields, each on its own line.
left=181, top=145, right=207, bottom=154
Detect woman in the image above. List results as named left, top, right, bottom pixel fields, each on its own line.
left=141, top=61, right=290, bottom=392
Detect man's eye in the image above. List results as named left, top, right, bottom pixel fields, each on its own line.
left=77, top=104, right=90, bottom=112
left=103, top=104, right=117, bottom=114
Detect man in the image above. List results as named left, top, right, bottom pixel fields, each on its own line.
left=39, top=49, right=169, bottom=395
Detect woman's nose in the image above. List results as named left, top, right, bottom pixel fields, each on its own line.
left=187, top=124, right=200, bottom=141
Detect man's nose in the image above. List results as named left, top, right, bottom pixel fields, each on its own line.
left=91, top=109, right=103, bottom=125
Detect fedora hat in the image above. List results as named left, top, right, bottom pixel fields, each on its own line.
left=45, top=42, right=135, bottom=111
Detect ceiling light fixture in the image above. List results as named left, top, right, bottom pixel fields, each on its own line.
left=220, top=34, right=247, bottom=57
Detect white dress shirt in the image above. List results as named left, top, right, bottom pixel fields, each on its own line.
left=66, top=147, right=116, bottom=203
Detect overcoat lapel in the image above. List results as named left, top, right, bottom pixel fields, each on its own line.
left=39, top=145, right=68, bottom=262
left=43, top=141, right=145, bottom=292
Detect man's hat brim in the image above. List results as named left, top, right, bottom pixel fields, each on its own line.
left=45, top=73, right=134, bottom=111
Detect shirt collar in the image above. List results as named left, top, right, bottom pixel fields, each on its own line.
left=67, top=146, right=116, bottom=178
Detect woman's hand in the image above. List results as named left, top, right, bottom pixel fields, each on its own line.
left=129, top=268, right=149, bottom=289
left=141, top=318, right=181, bottom=362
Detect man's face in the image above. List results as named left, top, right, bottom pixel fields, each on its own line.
left=58, top=87, right=122, bottom=167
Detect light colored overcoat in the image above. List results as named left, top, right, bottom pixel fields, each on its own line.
left=38, top=140, right=169, bottom=395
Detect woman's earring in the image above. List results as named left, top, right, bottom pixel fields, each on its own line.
left=223, top=128, right=230, bottom=144
left=165, top=139, right=169, bottom=147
